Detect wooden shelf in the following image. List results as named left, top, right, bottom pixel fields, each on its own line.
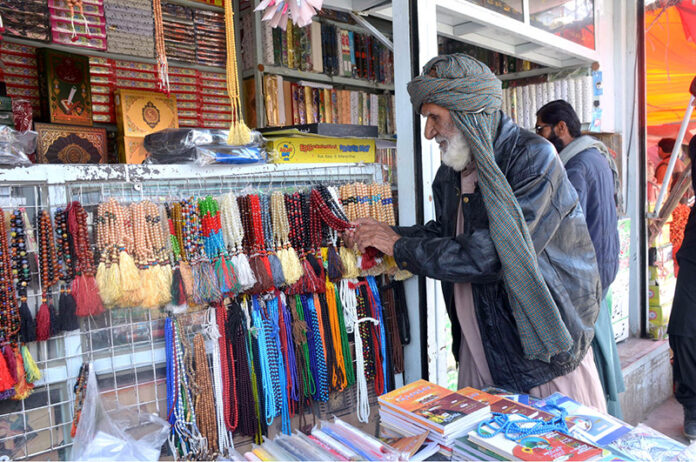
left=4, top=37, right=226, bottom=75
left=246, top=65, right=395, bottom=91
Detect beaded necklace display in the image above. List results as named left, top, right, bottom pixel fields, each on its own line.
left=95, top=200, right=121, bottom=308
left=215, top=302, right=238, bottom=433
left=0, top=209, right=20, bottom=346
left=300, top=294, right=328, bottom=402
left=219, top=192, right=256, bottom=291
left=192, top=333, right=218, bottom=456
left=70, top=363, right=89, bottom=438
left=181, top=198, right=221, bottom=306
left=265, top=295, right=291, bottom=435
left=276, top=293, right=298, bottom=416
left=239, top=195, right=273, bottom=294
left=226, top=298, right=258, bottom=438
left=147, top=201, right=173, bottom=307
left=324, top=281, right=349, bottom=391
left=36, top=210, right=61, bottom=341
left=10, top=210, right=35, bottom=344
left=53, top=209, right=79, bottom=332
left=130, top=201, right=171, bottom=309
left=66, top=202, right=103, bottom=317
left=315, top=291, right=344, bottom=393
left=284, top=193, right=317, bottom=294
left=287, top=294, right=315, bottom=420
left=259, top=194, right=286, bottom=288
left=200, top=196, right=240, bottom=296
left=301, top=191, right=326, bottom=293
left=170, top=202, right=195, bottom=306
left=270, top=191, right=302, bottom=286
left=251, top=296, right=281, bottom=424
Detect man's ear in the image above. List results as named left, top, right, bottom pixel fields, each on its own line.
left=555, top=120, right=568, bottom=136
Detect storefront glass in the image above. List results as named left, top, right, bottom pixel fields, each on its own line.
left=530, top=0, right=596, bottom=49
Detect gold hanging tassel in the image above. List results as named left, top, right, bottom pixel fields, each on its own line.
left=225, top=0, right=252, bottom=145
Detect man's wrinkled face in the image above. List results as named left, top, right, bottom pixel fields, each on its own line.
left=422, top=103, right=472, bottom=171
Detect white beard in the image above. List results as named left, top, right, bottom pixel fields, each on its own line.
left=437, top=131, right=472, bottom=172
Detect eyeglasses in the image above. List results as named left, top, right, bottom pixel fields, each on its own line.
left=535, top=124, right=551, bottom=134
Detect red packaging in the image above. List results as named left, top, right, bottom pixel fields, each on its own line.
left=12, top=99, right=34, bottom=132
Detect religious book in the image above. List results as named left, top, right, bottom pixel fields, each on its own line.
left=340, top=29, right=352, bottom=77
left=469, top=419, right=604, bottom=462
left=608, top=423, right=686, bottom=461
left=310, top=21, right=323, bottom=73
left=286, top=19, right=296, bottom=69
left=411, top=392, right=490, bottom=435
left=532, top=393, right=632, bottom=447
left=303, top=86, right=314, bottom=124
left=378, top=379, right=453, bottom=416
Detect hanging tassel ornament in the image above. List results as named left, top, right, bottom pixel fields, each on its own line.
left=200, top=196, right=240, bottom=295
left=19, top=300, right=36, bottom=343
left=0, top=348, right=17, bottom=399
left=240, top=195, right=273, bottom=293
left=225, top=0, right=252, bottom=145
left=21, top=345, right=41, bottom=383
left=271, top=191, right=302, bottom=285
left=58, top=288, right=79, bottom=331
left=260, top=194, right=285, bottom=288
left=219, top=192, right=256, bottom=291
left=35, top=302, right=51, bottom=342
left=67, top=202, right=104, bottom=317
left=36, top=209, right=62, bottom=340
left=12, top=347, right=33, bottom=400
left=153, top=0, right=170, bottom=93
left=95, top=201, right=121, bottom=308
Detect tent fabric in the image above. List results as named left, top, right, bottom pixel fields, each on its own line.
left=646, top=1, right=696, bottom=126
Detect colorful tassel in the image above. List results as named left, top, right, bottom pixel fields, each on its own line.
left=49, top=303, right=60, bottom=336
left=118, top=250, right=142, bottom=307
left=12, top=348, right=33, bottom=400
left=3, top=346, right=17, bottom=383
left=36, top=302, right=51, bottom=341
left=179, top=261, right=195, bottom=304
left=193, top=262, right=222, bottom=305
left=232, top=252, right=256, bottom=290
left=0, top=349, right=17, bottom=392
left=19, top=301, right=36, bottom=343
left=170, top=267, right=187, bottom=306
left=326, top=245, right=344, bottom=282
left=339, top=246, right=360, bottom=279
left=267, top=252, right=286, bottom=288
left=250, top=256, right=273, bottom=293
left=72, top=274, right=104, bottom=317
left=21, top=346, right=41, bottom=383
left=96, top=261, right=121, bottom=308
left=279, top=246, right=303, bottom=285
left=359, top=246, right=381, bottom=270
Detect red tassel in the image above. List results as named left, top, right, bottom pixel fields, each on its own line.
left=36, top=303, right=51, bottom=341
left=0, top=349, right=17, bottom=392
left=250, top=256, right=273, bottom=294
left=72, top=275, right=105, bottom=317
left=360, top=246, right=381, bottom=270
left=2, top=346, right=17, bottom=383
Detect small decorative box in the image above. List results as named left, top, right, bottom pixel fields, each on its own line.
left=37, top=49, right=93, bottom=126
left=114, top=89, right=178, bottom=138
left=35, top=123, right=107, bottom=164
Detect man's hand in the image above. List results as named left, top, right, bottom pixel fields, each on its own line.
left=342, top=217, right=401, bottom=256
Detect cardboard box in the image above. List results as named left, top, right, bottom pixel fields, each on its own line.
left=37, top=49, right=93, bottom=126
left=35, top=123, right=107, bottom=163
left=649, top=305, right=669, bottom=340
left=266, top=135, right=376, bottom=163
left=118, top=136, right=150, bottom=164
left=114, top=89, right=178, bottom=138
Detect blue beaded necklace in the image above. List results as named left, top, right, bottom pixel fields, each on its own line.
left=367, top=276, right=389, bottom=394
left=267, top=295, right=291, bottom=435
left=251, top=296, right=278, bottom=425
left=301, top=294, right=329, bottom=402
left=476, top=404, right=570, bottom=442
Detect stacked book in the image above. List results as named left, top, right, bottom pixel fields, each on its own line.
left=378, top=379, right=491, bottom=452
left=193, top=9, right=226, bottom=68
left=261, top=75, right=395, bottom=135
left=49, top=0, right=107, bottom=50
left=104, top=0, right=155, bottom=58
left=162, top=2, right=197, bottom=64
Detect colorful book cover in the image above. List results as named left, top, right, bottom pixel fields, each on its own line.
left=331, top=89, right=338, bottom=124
left=532, top=393, right=632, bottom=447
left=412, top=393, right=489, bottom=432
left=286, top=19, right=296, bottom=69
left=303, top=85, right=314, bottom=124
left=312, top=87, right=321, bottom=123
left=281, top=25, right=289, bottom=68
left=378, top=379, right=452, bottom=414
left=457, top=387, right=505, bottom=406
left=608, top=423, right=685, bottom=461
left=340, top=29, right=352, bottom=77
left=272, top=26, right=282, bottom=66
left=348, top=31, right=356, bottom=76
left=310, top=21, right=323, bottom=73
left=470, top=423, right=603, bottom=462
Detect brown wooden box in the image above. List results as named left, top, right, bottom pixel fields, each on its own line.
left=35, top=123, right=107, bottom=164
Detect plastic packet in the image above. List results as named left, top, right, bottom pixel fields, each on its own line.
left=332, top=417, right=406, bottom=460
left=11, top=99, right=33, bottom=132
left=143, top=128, right=267, bottom=165
left=71, top=364, right=170, bottom=461
left=608, top=423, right=687, bottom=462
left=0, top=126, right=35, bottom=166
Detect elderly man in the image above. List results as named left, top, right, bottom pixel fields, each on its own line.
left=348, top=54, right=606, bottom=411
left=536, top=100, right=625, bottom=418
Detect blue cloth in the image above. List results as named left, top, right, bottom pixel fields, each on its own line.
left=565, top=147, right=619, bottom=295
left=564, top=146, right=624, bottom=418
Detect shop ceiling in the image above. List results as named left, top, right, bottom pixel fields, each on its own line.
left=325, top=0, right=599, bottom=69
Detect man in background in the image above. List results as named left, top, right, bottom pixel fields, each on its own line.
left=536, top=99, right=625, bottom=418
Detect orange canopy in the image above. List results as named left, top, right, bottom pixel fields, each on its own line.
left=646, top=1, right=696, bottom=126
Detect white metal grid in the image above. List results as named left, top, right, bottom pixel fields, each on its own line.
left=0, top=163, right=381, bottom=460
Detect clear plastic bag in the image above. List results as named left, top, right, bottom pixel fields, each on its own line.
left=0, top=126, right=35, bottom=166
left=143, top=128, right=267, bottom=165
left=71, top=364, right=170, bottom=461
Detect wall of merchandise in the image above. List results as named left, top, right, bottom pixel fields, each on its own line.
left=0, top=164, right=411, bottom=459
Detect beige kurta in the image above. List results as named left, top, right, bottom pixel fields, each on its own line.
left=454, top=168, right=607, bottom=413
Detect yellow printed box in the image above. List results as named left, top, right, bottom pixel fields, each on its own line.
left=266, top=136, right=375, bottom=164
left=118, top=136, right=150, bottom=164
left=114, top=89, right=178, bottom=138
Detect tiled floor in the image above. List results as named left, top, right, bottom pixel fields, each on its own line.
left=642, top=395, right=692, bottom=445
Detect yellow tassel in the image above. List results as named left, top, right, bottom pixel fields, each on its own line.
left=383, top=255, right=398, bottom=276
left=96, top=262, right=110, bottom=304
left=118, top=251, right=143, bottom=307
left=282, top=246, right=304, bottom=284
left=159, top=264, right=173, bottom=306
left=340, top=246, right=360, bottom=279
left=142, top=267, right=160, bottom=309
left=21, top=345, right=41, bottom=383
left=13, top=348, right=33, bottom=400
left=394, top=269, right=414, bottom=281
left=227, top=119, right=252, bottom=146
left=105, top=262, right=122, bottom=308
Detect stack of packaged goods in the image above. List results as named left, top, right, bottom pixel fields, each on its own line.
left=194, top=9, right=227, bottom=68
left=0, top=42, right=41, bottom=119
left=197, top=71, right=231, bottom=129
left=169, top=67, right=200, bottom=128
left=162, top=2, right=197, bottom=64
left=1, top=0, right=50, bottom=42
left=104, top=0, right=155, bottom=58
left=48, top=0, right=107, bottom=50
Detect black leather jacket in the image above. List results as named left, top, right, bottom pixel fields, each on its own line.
left=393, top=113, right=601, bottom=392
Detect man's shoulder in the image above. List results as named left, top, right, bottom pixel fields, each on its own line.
left=565, top=146, right=609, bottom=172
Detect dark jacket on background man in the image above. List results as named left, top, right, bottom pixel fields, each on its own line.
left=393, top=114, right=601, bottom=392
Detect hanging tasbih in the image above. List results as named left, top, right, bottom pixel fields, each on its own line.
left=299, top=294, right=328, bottom=402
left=259, top=194, right=286, bottom=288
left=152, top=0, right=169, bottom=93
left=315, top=291, right=344, bottom=393
left=380, top=280, right=404, bottom=377
left=0, top=209, right=20, bottom=348
left=219, top=192, right=256, bottom=291
left=181, top=198, right=221, bottom=306
left=276, top=293, right=299, bottom=418
left=199, top=196, right=240, bottom=296
left=131, top=201, right=161, bottom=309
left=367, top=276, right=389, bottom=394
left=286, top=294, right=314, bottom=430
left=169, top=202, right=194, bottom=306
left=10, top=210, right=35, bottom=344
left=251, top=296, right=282, bottom=424
left=145, top=201, right=173, bottom=307
left=226, top=299, right=259, bottom=438
left=324, top=281, right=352, bottom=391
left=224, top=0, right=252, bottom=145
left=53, top=209, right=79, bottom=332
left=303, top=191, right=326, bottom=294
left=70, top=363, right=89, bottom=437
left=264, top=295, right=291, bottom=434
left=243, top=296, right=268, bottom=441
left=95, top=200, right=120, bottom=308
left=36, top=210, right=61, bottom=341
left=67, top=201, right=104, bottom=317
left=192, top=333, right=218, bottom=457
left=239, top=195, right=272, bottom=294
left=284, top=193, right=317, bottom=294
left=270, top=191, right=302, bottom=286
left=215, top=301, right=238, bottom=434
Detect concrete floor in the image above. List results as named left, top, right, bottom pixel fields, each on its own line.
left=642, top=395, right=691, bottom=445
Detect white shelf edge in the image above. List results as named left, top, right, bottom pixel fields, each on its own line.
left=253, top=65, right=395, bottom=91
